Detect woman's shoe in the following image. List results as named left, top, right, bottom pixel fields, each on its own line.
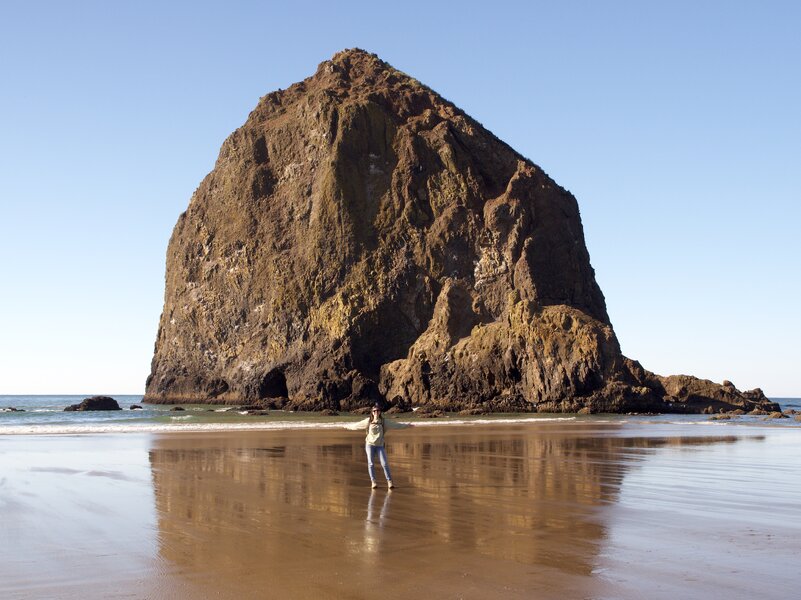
left=387, top=480, right=394, bottom=489
left=371, top=480, right=378, bottom=489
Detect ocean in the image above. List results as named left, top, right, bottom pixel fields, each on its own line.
left=1, top=394, right=799, bottom=435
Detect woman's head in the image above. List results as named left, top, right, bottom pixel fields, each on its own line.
left=371, top=404, right=382, bottom=421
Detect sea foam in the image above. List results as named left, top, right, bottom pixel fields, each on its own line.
left=0, top=416, right=578, bottom=435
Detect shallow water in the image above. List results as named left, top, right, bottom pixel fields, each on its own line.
left=0, top=421, right=798, bottom=599
left=1, top=395, right=799, bottom=435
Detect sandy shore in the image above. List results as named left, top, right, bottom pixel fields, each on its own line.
left=1, top=421, right=799, bottom=599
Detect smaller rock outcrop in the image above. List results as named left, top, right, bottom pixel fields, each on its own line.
left=597, top=360, right=782, bottom=414
left=64, top=396, right=122, bottom=411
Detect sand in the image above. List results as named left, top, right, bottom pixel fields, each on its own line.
left=1, top=421, right=799, bottom=599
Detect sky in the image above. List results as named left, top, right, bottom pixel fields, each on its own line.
left=1, top=1, right=798, bottom=397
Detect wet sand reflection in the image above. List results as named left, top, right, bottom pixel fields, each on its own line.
left=148, top=425, right=768, bottom=599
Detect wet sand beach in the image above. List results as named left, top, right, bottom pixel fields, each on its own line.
left=1, top=421, right=799, bottom=599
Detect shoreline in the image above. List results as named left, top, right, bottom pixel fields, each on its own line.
left=2, top=410, right=800, bottom=436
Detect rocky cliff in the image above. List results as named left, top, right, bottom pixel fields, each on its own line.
left=144, top=49, right=776, bottom=414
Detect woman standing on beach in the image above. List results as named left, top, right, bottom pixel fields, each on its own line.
left=345, top=404, right=410, bottom=489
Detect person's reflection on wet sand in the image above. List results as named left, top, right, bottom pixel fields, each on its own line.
left=364, top=489, right=392, bottom=554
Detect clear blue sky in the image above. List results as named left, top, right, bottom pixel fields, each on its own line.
left=1, top=1, right=798, bottom=396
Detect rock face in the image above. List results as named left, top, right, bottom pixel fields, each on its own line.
left=64, top=396, right=122, bottom=411
left=144, top=49, right=778, bottom=414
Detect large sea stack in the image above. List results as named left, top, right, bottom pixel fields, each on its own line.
left=144, top=49, right=777, bottom=414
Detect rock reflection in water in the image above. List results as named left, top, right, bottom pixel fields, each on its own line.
left=147, top=426, right=753, bottom=598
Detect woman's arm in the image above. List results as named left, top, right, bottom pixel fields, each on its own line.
left=384, top=418, right=411, bottom=430
left=343, top=417, right=370, bottom=431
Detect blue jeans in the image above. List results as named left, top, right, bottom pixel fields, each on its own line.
left=366, top=444, right=392, bottom=482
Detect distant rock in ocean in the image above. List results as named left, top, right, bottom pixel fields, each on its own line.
left=144, top=49, right=778, bottom=415
left=64, top=396, right=122, bottom=411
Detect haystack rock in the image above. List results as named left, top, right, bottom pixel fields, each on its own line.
left=144, top=49, right=778, bottom=414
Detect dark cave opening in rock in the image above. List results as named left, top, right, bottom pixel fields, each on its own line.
left=259, top=369, right=288, bottom=399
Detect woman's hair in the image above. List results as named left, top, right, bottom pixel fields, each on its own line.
left=367, top=412, right=384, bottom=431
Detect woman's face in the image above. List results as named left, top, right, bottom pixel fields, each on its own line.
left=371, top=409, right=381, bottom=420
